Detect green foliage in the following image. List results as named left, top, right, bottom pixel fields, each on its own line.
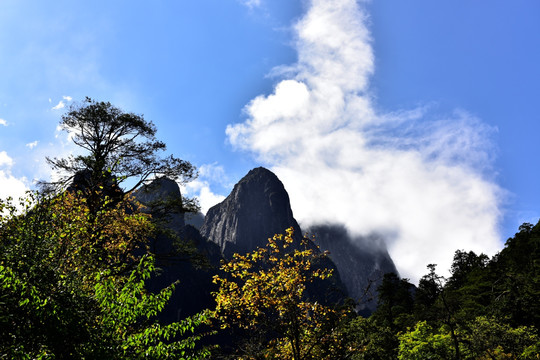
left=489, top=222, right=540, bottom=330
left=398, top=316, right=540, bottom=360
left=337, top=316, right=397, bottom=360
left=414, top=264, right=442, bottom=322
left=459, top=316, right=540, bottom=359
left=398, top=321, right=454, bottom=360
left=0, top=192, right=209, bottom=359
left=94, top=254, right=211, bottom=359
left=371, top=272, right=415, bottom=332
left=372, top=219, right=540, bottom=359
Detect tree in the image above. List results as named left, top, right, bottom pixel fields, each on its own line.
left=42, top=97, right=197, bottom=208
left=459, top=316, right=540, bottom=359
left=447, top=250, right=489, bottom=291
left=211, top=228, right=346, bottom=360
left=398, top=321, right=454, bottom=360
left=336, top=316, right=397, bottom=360
left=0, top=192, right=210, bottom=359
left=372, top=272, right=415, bottom=332
left=489, top=221, right=540, bottom=330
left=414, top=264, right=442, bottom=322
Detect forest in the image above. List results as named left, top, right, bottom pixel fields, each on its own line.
left=1, top=99, right=539, bottom=359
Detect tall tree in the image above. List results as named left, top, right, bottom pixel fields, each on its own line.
left=489, top=222, right=540, bottom=329
left=372, top=272, right=415, bottom=332
left=414, top=264, right=442, bottom=322
left=42, top=97, right=197, bottom=206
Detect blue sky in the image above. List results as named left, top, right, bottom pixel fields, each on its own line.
left=1, top=0, right=539, bottom=282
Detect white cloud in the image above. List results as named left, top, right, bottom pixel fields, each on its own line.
left=0, top=151, right=29, bottom=201
left=239, top=0, right=262, bottom=9
left=180, top=163, right=228, bottom=215
left=182, top=179, right=226, bottom=215
left=0, top=118, right=7, bottom=126
left=0, top=170, right=28, bottom=201
left=0, top=151, right=14, bottom=167
left=52, top=101, right=65, bottom=110
left=26, top=141, right=39, bottom=149
left=198, top=162, right=228, bottom=183
left=227, top=0, right=503, bottom=283
left=51, top=96, right=73, bottom=111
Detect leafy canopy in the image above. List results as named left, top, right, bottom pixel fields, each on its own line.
left=0, top=192, right=210, bottom=359
left=212, top=227, right=347, bottom=360
left=43, top=97, right=197, bottom=198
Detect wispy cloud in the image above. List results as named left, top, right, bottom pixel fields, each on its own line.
left=26, top=141, right=39, bottom=149
left=239, top=0, right=262, bottom=9
left=0, top=118, right=7, bottom=126
left=227, top=0, right=502, bottom=283
left=51, top=95, right=73, bottom=111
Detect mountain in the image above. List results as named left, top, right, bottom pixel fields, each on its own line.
left=200, top=167, right=397, bottom=311
left=200, top=167, right=304, bottom=258
left=308, top=223, right=398, bottom=312
left=134, top=168, right=398, bottom=318
left=200, top=167, right=349, bottom=304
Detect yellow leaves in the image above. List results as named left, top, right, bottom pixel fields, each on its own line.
left=37, top=191, right=155, bottom=289
left=212, top=227, right=342, bottom=358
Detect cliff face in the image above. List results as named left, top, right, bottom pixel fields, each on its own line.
left=200, top=167, right=303, bottom=258
left=308, top=224, right=398, bottom=313
left=134, top=177, right=185, bottom=253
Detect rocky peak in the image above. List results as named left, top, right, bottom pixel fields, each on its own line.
left=200, top=167, right=302, bottom=258
left=133, top=177, right=185, bottom=239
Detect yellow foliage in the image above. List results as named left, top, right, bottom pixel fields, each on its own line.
left=212, top=228, right=343, bottom=360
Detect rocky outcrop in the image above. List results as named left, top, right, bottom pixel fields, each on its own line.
left=134, top=177, right=185, bottom=235
left=200, top=167, right=348, bottom=304
left=200, top=167, right=303, bottom=258
left=308, top=223, right=398, bottom=313
left=134, top=178, right=220, bottom=322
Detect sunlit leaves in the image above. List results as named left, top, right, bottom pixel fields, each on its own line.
left=212, top=227, right=342, bottom=360
left=0, top=192, right=209, bottom=359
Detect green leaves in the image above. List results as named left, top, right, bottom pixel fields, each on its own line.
left=0, top=192, right=210, bottom=359
left=94, top=254, right=211, bottom=359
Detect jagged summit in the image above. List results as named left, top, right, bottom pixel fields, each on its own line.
left=200, top=167, right=302, bottom=258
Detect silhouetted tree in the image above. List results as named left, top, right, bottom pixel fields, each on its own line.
left=41, top=97, right=197, bottom=210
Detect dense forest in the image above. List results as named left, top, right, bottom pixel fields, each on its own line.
left=1, top=100, right=539, bottom=359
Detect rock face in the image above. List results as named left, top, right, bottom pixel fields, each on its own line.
left=134, top=178, right=220, bottom=322
left=309, top=223, right=398, bottom=313
left=200, top=167, right=303, bottom=258
left=200, top=167, right=348, bottom=305
left=134, top=177, right=185, bottom=236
